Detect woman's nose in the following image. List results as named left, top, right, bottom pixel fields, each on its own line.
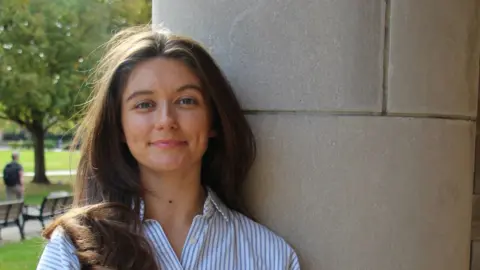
left=154, top=101, right=178, bottom=130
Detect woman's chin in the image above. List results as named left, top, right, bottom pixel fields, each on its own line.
left=139, top=154, right=201, bottom=173
left=147, top=159, right=188, bottom=172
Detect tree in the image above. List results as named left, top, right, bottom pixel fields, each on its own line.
left=0, top=0, right=151, bottom=183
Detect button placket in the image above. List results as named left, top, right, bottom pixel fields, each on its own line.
left=181, top=217, right=209, bottom=269
left=144, top=220, right=183, bottom=270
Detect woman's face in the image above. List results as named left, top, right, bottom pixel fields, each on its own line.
left=121, top=57, right=214, bottom=174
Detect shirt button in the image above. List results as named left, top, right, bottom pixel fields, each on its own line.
left=189, top=237, right=197, bottom=245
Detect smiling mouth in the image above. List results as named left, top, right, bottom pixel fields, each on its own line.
left=149, top=140, right=188, bottom=148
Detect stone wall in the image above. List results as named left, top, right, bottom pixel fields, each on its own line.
left=153, top=0, right=480, bottom=269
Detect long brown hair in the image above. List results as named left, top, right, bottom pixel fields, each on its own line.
left=43, top=25, right=256, bottom=270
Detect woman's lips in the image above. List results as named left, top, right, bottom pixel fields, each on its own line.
left=150, top=140, right=188, bottom=149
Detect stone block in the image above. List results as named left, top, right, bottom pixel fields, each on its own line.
left=387, top=0, right=479, bottom=116
left=244, top=114, right=473, bottom=270
left=153, top=0, right=384, bottom=112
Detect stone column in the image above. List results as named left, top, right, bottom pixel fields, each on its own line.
left=153, top=0, right=479, bottom=269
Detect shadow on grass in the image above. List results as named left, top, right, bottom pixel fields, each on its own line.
left=0, top=175, right=74, bottom=205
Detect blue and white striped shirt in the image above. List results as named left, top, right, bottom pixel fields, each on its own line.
left=37, top=189, right=301, bottom=269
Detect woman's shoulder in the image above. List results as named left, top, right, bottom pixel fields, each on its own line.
left=37, top=227, right=81, bottom=270
left=228, top=211, right=300, bottom=268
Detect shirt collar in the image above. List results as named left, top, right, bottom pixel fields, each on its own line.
left=203, top=187, right=230, bottom=221
left=138, top=187, right=230, bottom=222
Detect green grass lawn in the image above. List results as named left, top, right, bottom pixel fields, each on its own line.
left=0, top=150, right=80, bottom=172
left=0, top=237, right=46, bottom=270
left=0, top=175, right=74, bottom=205
left=0, top=177, right=73, bottom=269
left=0, top=177, right=74, bottom=269
left=0, top=149, right=77, bottom=204
left=0, top=151, right=76, bottom=269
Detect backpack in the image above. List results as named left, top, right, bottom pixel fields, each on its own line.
left=3, top=162, right=20, bottom=187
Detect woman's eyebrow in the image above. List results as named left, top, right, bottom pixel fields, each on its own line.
left=125, top=90, right=154, bottom=101
left=125, top=84, right=202, bottom=101
left=176, top=84, right=203, bottom=92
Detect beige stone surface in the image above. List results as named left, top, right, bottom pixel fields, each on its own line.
left=473, top=241, right=480, bottom=270
left=472, top=195, right=480, bottom=240
left=475, top=135, right=480, bottom=194
left=153, top=0, right=479, bottom=269
left=244, top=115, right=474, bottom=270
left=153, top=0, right=384, bottom=112
left=387, top=0, right=479, bottom=116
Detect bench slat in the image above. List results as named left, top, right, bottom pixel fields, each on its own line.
left=0, top=201, right=23, bottom=223
left=24, top=194, right=73, bottom=219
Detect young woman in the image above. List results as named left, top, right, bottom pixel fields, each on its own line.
left=37, top=25, right=300, bottom=270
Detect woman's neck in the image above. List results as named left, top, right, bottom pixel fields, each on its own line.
left=140, top=167, right=206, bottom=227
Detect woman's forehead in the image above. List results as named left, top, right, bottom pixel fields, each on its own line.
left=123, top=58, right=201, bottom=95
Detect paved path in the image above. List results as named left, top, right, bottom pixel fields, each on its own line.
left=23, top=170, right=77, bottom=177
left=0, top=219, right=51, bottom=244
left=0, top=171, right=75, bottom=243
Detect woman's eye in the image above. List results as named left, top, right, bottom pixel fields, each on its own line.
left=135, top=101, right=154, bottom=109
left=178, top=97, right=197, bottom=105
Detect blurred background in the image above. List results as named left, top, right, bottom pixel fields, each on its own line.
left=0, top=1, right=150, bottom=269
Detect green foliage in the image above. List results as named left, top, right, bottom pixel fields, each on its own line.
left=0, top=120, right=22, bottom=133
left=7, top=139, right=67, bottom=150
left=0, top=0, right=150, bottom=182
left=7, top=140, right=31, bottom=149
left=0, top=0, right=151, bottom=130
left=0, top=0, right=97, bottom=129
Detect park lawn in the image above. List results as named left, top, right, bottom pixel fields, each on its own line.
left=0, top=150, right=80, bottom=172
left=0, top=237, right=46, bottom=270
left=0, top=175, right=74, bottom=205
left=0, top=178, right=74, bottom=269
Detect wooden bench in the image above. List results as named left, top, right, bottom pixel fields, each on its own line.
left=23, top=193, right=73, bottom=229
left=0, top=200, right=25, bottom=240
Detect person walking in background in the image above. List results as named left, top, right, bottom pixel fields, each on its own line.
left=3, top=152, right=24, bottom=200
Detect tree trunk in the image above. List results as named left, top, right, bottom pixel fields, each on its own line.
left=30, top=126, right=50, bottom=184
